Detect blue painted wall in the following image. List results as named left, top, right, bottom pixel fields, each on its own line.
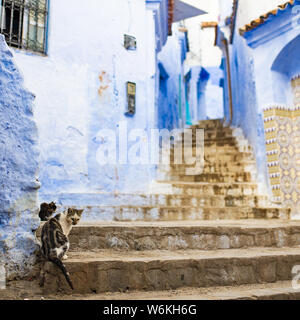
left=196, top=67, right=210, bottom=120
left=218, top=1, right=300, bottom=192
left=157, top=26, right=210, bottom=129
left=204, top=66, right=224, bottom=119
left=230, top=32, right=268, bottom=187
left=157, top=62, right=178, bottom=130
left=12, top=0, right=169, bottom=214
left=157, top=27, right=188, bottom=130
left=0, top=35, right=40, bottom=277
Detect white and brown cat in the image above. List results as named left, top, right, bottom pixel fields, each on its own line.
left=40, top=208, right=84, bottom=290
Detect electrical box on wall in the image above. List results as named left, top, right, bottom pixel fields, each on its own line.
left=125, top=82, right=136, bottom=116
left=124, top=34, right=137, bottom=50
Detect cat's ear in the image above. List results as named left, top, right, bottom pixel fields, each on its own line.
left=78, top=209, right=84, bottom=215
left=67, top=208, right=73, bottom=214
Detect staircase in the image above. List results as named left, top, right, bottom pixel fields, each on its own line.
left=149, top=119, right=289, bottom=220
left=40, top=119, right=300, bottom=299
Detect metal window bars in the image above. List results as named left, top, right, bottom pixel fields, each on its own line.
left=0, top=0, right=48, bottom=54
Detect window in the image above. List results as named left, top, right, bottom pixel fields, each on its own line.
left=0, top=0, right=48, bottom=54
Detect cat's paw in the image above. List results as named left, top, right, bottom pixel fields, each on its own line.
left=62, top=255, right=68, bottom=260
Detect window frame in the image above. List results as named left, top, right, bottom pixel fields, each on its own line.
left=0, top=0, right=49, bottom=55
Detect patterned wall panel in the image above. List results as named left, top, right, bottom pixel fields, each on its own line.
left=263, top=104, right=300, bottom=216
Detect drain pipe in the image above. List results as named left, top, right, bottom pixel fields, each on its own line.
left=222, top=39, right=233, bottom=126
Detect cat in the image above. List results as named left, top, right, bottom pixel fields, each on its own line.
left=39, top=202, right=57, bottom=221
left=40, top=208, right=84, bottom=290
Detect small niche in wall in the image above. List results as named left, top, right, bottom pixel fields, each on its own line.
left=124, top=34, right=137, bottom=50
left=125, top=82, right=136, bottom=116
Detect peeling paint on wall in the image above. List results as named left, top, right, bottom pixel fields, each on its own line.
left=0, top=35, right=40, bottom=278
left=98, top=71, right=110, bottom=97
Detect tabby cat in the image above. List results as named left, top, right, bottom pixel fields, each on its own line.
left=41, top=208, right=84, bottom=290
left=39, top=202, right=57, bottom=221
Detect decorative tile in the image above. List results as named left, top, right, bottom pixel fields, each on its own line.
left=263, top=99, right=300, bottom=215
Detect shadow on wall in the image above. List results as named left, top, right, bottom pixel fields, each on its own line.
left=271, top=34, right=300, bottom=106
left=204, top=66, right=224, bottom=120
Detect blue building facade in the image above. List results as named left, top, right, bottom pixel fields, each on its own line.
left=158, top=25, right=212, bottom=129
left=217, top=0, right=300, bottom=198
left=0, top=0, right=207, bottom=225
left=0, top=35, right=40, bottom=278
left=8, top=0, right=173, bottom=211
left=157, top=25, right=189, bottom=130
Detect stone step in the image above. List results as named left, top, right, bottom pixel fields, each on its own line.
left=204, top=130, right=235, bottom=140
left=172, top=137, right=240, bottom=148
left=180, top=130, right=250, bottom=142
left=166, top=161, right=256, bottom=172
left=174, top=129, right=235, bottom=141
left=193, top=119, right=224, bottom=129
left=160, top=172, right=253, bottom=183
left=156, top=166, right=257, bottom=178
left=154, top=181, right=258, bottom=196
left=68, top=220, right=300, bottom=251
left=45, top=192, right=270, bottom=208
left=170, top=146, right=250, bottom=156
left=171, top=147, right=241, bottom=156
left=41, top=247, right=300, bottom=294
left=159, top=194, right=269, bottom=207
left=191, top=122, right=230, bottom=131
left=170, top=141, right=248, bottom=155
left=65, top=205, right=289, bottom=221
left=185, top=137, right=239, bottom=147
left=169, top=152, right=254, bottom=164
left=40, top=281, right=300, bottom=300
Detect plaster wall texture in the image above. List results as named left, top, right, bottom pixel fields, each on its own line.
left=157, top=26, right=183, bottom=130
left=235, top=0, right=289, bottom=29
left=12, top=0, right=161, bottom=218
left=222, top=0, right=300, bottom=194
left=184, top=0, right=221, bottom=67
left=0, top=35, right=40, bottom=277
left=183, top=0, right=223, bottom=120
left=228, top=32, right=267, bottom=191
left=204, top=66, right=224, bottom=119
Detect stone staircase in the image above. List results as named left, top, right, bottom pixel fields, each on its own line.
left=54, top=119, right=289, bottom=221
left=149, top=119, right=289, bottom=220
left=41, top=220, right=300, bottom=298
left=39, top=119, right=300, bottom=299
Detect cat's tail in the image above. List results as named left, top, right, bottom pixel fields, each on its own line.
left=49, top=257, right=74, bottom=290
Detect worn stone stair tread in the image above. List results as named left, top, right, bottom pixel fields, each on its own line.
left=44, top=192, right=270, bottom=207
left=76, top=219, right=299, bottom=228
left=60, top=219, right=300, bottom=251
left=167, top=160, right=256, bottom=167
left=42, top=281, right=300, bottom=300
left=73, top=205, right=280, bottom=209
left=77, top=206, right=290, bottom=221
left=52, top=192, right=267, bottom=198
left=47, top=193, right=270, bottom=208
left=37, top=220, right=300, bottom=252
left=65, top=247, right=300, bottom=262
left=155, top=181, right=258, bottom=186
left=41, top=247, right=300, bottom=293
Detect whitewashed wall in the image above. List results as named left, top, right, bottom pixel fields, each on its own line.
left=235, top=0, right=288, bottom=29
left=12, top=0, right=158, bottom=202
left=183, top=0, right=223, bottom=120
